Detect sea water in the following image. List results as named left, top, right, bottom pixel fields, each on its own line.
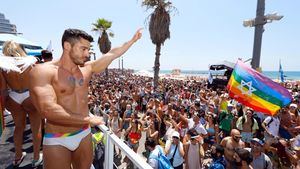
left=148, top=70, right=300, bottom=81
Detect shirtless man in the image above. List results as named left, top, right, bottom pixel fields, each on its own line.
left=0, top=41, right=42, bottom=167
left=29, top=28, right=142, bottom=169
left=221, top=129, right=245, bottom=169
left=236, top=109, right=258, bottom=144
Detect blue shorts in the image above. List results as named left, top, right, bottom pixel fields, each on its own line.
left=241, top=132, right=253, bottom=143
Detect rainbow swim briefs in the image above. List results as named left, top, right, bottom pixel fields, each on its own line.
left=43, top=125, right=91, bottom=151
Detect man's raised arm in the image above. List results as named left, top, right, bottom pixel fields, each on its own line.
left=89, top=28, right=142, bottom=73
left=29, top=65, right=102, bottom=126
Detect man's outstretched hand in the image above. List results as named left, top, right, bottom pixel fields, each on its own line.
left=132, top=28, right=143, bottom=42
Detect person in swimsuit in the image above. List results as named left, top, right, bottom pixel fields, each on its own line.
left=203, top=113, right=219, bottom=151
left=29, top=28, right=142, bottom=169
left=0, top=41, right=42, bottom=167
left=125, top=119, right=142, bottom=152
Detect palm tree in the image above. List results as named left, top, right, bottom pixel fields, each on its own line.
left=142, top=0, right=173, bottom=91
left=92, top=18, right=114, bottom=77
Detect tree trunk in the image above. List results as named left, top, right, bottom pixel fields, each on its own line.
left=153, top=43, right=161, bottom=91
left=98, top=32, right=111, bottom=79
left=105, top=68, right=108, bottom=77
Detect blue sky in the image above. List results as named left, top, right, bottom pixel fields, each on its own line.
left=1, top=0, right=299, bottom=71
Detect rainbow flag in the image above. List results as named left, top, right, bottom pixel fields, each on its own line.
left=227, top=60, right=292, bottom=116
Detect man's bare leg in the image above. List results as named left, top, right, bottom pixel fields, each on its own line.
left=6, top=97, right=26, bottom=161
left=72, top=134, right=93, bottom=169
left=43, top=145, right=72, bottom=169
left=23, top=97, right=41, bottom=160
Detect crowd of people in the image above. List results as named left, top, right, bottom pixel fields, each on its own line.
left=88, top=69, right=300, bottom=169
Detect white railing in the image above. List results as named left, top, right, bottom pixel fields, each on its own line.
left=96, top=124, right=152, bottom=169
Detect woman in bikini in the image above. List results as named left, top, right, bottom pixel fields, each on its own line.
left=125, top=119, right=143, bottom=152
left=0, top=41, right=42, bottom=167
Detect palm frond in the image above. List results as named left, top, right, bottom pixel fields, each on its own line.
left=142, top=0, right=159, bottom=8
left=109, top=32, right=114, bottom=38
left=141, top=0, right=173, bottom=11
left=92, top=18, right=112, bottom=32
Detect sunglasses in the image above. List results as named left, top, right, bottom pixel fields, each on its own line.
left=251, top=143, right=261, bottom=147
left=234, top=136, right=242, bottom=139
left=172, top=136, right=179, bottom=139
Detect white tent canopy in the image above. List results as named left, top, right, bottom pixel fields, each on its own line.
left=133, top=70, right=153, bottom=77
left=0, top=33, right=43, bottom=56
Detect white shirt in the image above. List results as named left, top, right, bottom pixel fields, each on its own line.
left=188, top=119, right=207, bottom=135
left=165, top=140, right=184, bottom=167
left=263, top=116, right=280, bottom=137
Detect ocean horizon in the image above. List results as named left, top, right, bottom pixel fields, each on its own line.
left=135, top=70, right=300, bottom=81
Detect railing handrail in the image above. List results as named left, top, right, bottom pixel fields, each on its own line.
left=93, top=118, right=152, bottom=169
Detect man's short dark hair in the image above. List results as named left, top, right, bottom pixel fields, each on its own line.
left=235, top=148, right=253, bottom=164
left=215, top=144, right=224, bottom=155
left=41, top=50, right=52, bottom=59
left=61, top=28, right=94, bottom=47
left=145, top=138, right=156, bottom=148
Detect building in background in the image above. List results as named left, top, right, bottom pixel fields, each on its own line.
left=0, top=13, right=17, bottom=34
left=0, top=13, right=43, bottom=56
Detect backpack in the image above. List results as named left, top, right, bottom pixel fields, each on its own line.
left=265, top=117, right=274, bottom=128
left=263, top=154, right=269, bottom=169
left=149, top=146, right=173, bottom=169
left=209, top=162, right=225, bottom=169
left=252, top=114, right=264, bottom=140
left=209, top=158, right=226, bottom=169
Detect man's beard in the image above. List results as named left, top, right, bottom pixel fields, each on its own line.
left=73, top=58, right=85, bottom=66
left=233, top=138, right=240, bottom=143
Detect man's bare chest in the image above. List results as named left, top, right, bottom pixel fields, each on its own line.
left=52, top=69, right=90, bottom=95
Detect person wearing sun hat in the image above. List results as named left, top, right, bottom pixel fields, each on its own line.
left=288, top=103, right=300, bottom=136
left=165, top=131, right=185, bottom=168
left=184, top=129, right=203, bottom=169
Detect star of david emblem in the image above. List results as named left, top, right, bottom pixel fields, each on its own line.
left=238, top=80, right=256, bottom=96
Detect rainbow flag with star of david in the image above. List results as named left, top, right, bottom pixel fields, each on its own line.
left=227, top=60, right=292, bottom=116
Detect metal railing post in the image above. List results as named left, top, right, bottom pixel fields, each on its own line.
left=107, top=132, right=114, bottom=169
left=103, top=126, right=110, bottom=169
left=89, top=114, right=152, bottom=169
